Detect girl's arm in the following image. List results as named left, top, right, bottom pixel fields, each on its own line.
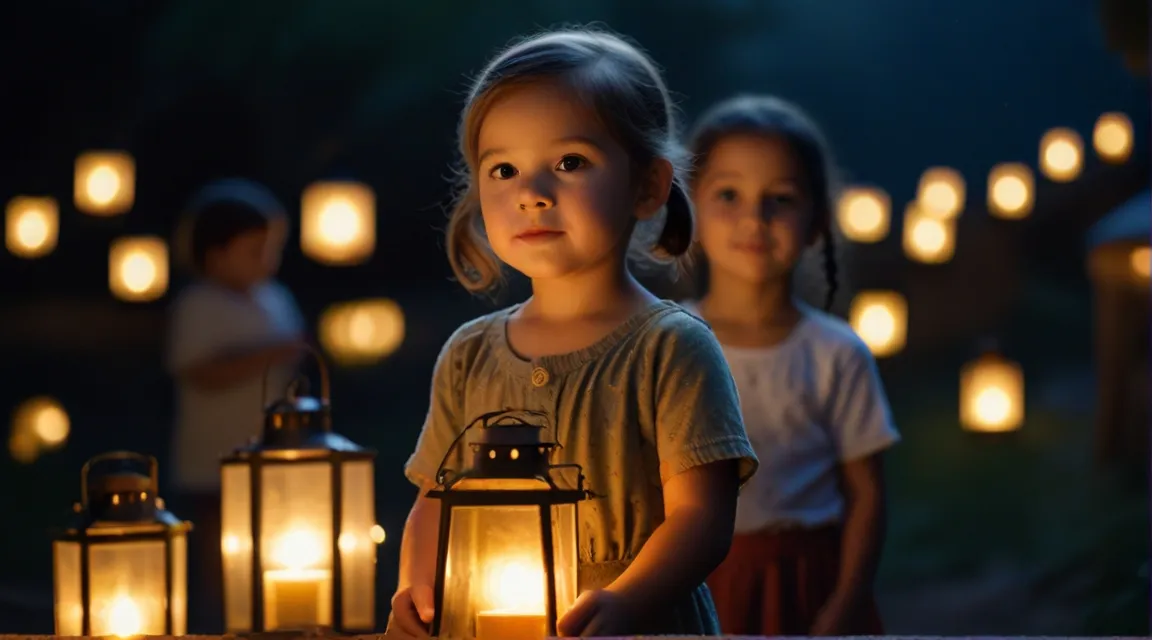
left=831, top=453, right=886, bottom=606
left=604, top=460, right=739, bottom=610
left=396, top=490, right=442, bottom=592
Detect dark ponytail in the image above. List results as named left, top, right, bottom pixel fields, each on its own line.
left=655, top=179, right=694, bottom=258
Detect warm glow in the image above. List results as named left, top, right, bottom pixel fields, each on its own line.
left=987, top=163, right=1034, bottom=220
left=1130, top=246, right=1151, bottom=279
left=103, top=595, right=143, bottom=637
left=12, top=396, right=70, bottom=454
left=5, top=196, right=59, bottom=258
left=836, top=187, right=890, bottom=243
left=1039, top=128, right=1083, bottom=182
left=1093, top=112, right=1133, bottom=163
left=849, top=291, right=907, bottom=358
left=109, top=236, right=169, bottom=302
left=300, top=181, right=376, bottom=266
left=916, top=167, right=965, bottom=219
left=75, top=151, right=135, bottom=216
left=271, top=529, right=324, bottom=571
left=369, top=524, right=386, bottom=544
left=221, top=534, right=245, bottom=555
left=319, top=298, right=405, bottom=365
left=8, top=430, right=39, bottom=464
left=483, top=558, right=546, bottom=614
left=902, top=204, right=955, bottom=264
left=960, top=353, right=1024, bottom=433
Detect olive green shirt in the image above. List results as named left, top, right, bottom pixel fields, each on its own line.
left=405, top=300, right=758, bottom=634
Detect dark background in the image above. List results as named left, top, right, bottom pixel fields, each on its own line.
left=0, top=0, right=1149, bottom=635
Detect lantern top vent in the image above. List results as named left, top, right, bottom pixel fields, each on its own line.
left=54, top=451, right=189, bottom=539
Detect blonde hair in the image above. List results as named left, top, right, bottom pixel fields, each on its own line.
left=446, top=27, right=694, bottom=295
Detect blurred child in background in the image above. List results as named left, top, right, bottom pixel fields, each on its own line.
left=682, top=95, right=900, bottom=636
left=166, top=179, right=305, bottom=632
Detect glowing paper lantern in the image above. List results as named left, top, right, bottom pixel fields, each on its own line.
left=12, top=396, right=70, bottom=452
left=300, top=181, right=376, bottom=266
left=1039, top=128, right=1083, bottom=183
left=75, top=151, right=135, bottom=216
left=916, top=167, right=965, bottom=219
left=318, top=299, right=406, bottom=366
left=960, top=352, right=1024, bottom=433
left=5, top=196, right=59, bottom=258
left=1129, top=246, right=1150, bottom=280
left=1093, top=112, right=1133, bottom=164
left=109, top=236, right=169, bottom=302
left=986, top=163, right=1035, bottom=220
left=836, top=187, right=890, bottom=243
left=848, top=291, right=907, bottom=358
left=902, top=203, right=955, bottom=264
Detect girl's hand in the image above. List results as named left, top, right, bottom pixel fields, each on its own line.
left=387, top=584, right=435, bottom=638
left=556, top=588, right=645, bottom=637
left=808, top=592, right=858, bottom=636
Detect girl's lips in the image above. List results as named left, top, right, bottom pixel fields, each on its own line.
left=515, top=229, right=565, bottom=241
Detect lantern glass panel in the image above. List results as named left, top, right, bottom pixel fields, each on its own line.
left=339, top=459, right=376, bottom=630
left=88, top=540, right=168, bottom=636
left=221, top=462, right=253, bottom=631
left=260, top=462, right=333, bottom=630
left=440, top=498, right=578, bottom=640
left=170, top=533, right=188, bottom=634
left=52, top=541, right=82, bottom=635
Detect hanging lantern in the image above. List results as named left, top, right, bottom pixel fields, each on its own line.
left=318, top=298, right=406, bottom=366
left=5, top=196, right=59, bottom=258
left=986, top=163, right=1035, bottom=220
left=1129, top=246, right=1151, bottom=281
left=300, top=181, right=376, bottom=266
left=835, top=186, right=890, bottom=243
left=1093, top=112, right=1134, bottom=164
left=220, top=347, right=379, bottom=633
left=109, top=236, right=169, bottom=302
left=916, top=167, right=965, bottom=220
left=75, top=151, right=135, bottom=216
left=848, top=290, right=908, bottom=358
left=1039, top=128, right=1083, bottom=183
left=902, top=203, right=955, bottom=264
left=12, top=395, right=70, bottom=452
left=51, top=452, right=191, bottom=636
left=960, top=351, right=1024, bottom=433
left=428, top=409, right=587, bottom=640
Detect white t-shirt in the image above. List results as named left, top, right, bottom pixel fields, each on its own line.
left=166, top=280, right=304, bottom=492
left=681, top=301, right=900, bottom=533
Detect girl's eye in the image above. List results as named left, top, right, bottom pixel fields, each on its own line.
left=771, top=193, right=799, bottom=206
left=489, top=163, right=517, bottom=180
left=556, top=155, right=586, bottom=172
left=716, top=188, right=738, bottom=203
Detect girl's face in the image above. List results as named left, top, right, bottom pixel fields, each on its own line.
left=694, top=134, right=815, bottom=285
left=474, top=82, right=652, bottom=282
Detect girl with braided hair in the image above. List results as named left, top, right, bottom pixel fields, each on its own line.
left=681, top=94, right=899, bottom=636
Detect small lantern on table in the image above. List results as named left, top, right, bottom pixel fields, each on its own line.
left=51, top=452, right=191, bottom=636
left=428, top=409, right=588, bottom=640
left=220, top=347, right=378, bottom=633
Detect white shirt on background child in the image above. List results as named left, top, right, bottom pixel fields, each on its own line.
left=166, top=280, right=303, bottom=493
left=681, top=301, right=901, bottom=534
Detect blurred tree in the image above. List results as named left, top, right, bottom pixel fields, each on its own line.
left=1098, top=0, right=1149, bottom=74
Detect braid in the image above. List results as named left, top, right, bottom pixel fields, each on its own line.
left=821, top=218, right=839, bottom=311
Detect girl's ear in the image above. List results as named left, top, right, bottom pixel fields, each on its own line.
left=635, top=158, right=674, bottom=221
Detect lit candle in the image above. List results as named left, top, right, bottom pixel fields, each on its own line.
left=263, top=568, right=331, bottom=629
left=94, top=594, right=145, bottom=637
left=476, top=559, right=547, bottom=640
left=263, top=528, right=332, bottom=629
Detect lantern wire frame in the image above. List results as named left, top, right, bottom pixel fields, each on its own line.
left=52, top=451, right=191, bottom=636
left=426, top=409, right=590, bottom=639
left=220, top=344, right=378, bottom=633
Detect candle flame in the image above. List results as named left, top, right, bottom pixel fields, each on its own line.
left=483, top=558, right=545, bottom=614
left=106, top=595, right=142, bottom=637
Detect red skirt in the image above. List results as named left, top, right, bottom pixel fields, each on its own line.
left=706, top=525, right=884, bottom=636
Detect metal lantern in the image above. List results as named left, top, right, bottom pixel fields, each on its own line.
left=429, top=410, right=588, bottom=640
left=220, top=347, right=378, bottom=633
left=51, top=452, right=191, bottom=636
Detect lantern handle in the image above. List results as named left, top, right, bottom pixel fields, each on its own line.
left=80, top=451, right=158, bottom=509
left=434, top=409, right=552, bottom=486
left=260, top=341, right=331, bottom=408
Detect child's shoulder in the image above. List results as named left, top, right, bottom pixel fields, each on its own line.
left=437, top=306, right=509, bottom=362
left=170, top=280, right=230, bottom=314
left=797, top=304, right=874, bottom=363
left=636, top=300, right=723, bottom=359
